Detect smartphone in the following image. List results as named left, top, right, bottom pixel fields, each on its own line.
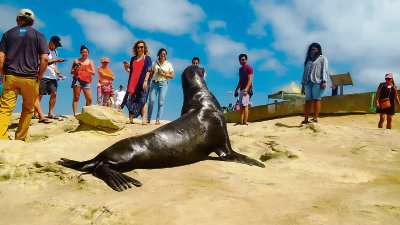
left=60, top=58, right=67, bottom=62
left=123, top=60, right=128, bottom=65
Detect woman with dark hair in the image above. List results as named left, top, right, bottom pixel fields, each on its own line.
left=300, top=42, right=329, bottom=125
left=375, top=73, right=400, bottom=129
left=70, top=45, right=95, bottom=115
left=122, top=40, right=152, bottom=125
left=147, top=48, right=174, bottom=125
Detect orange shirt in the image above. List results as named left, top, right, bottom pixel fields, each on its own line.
left=98, top=67, right=114, bottom=83
left=77, top=64, right=93, bottom=83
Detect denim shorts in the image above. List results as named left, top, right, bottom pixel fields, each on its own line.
left=304, top=82, right=325, bottom=100
left=73, top=78, right=91, bottom=89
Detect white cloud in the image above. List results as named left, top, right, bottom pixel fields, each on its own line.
left=208, top=20, right=227, bottom=32
left=169, top=58, right=191, bottom=74
left=0, top=4, right=45, bottom=32
left=58, top=35, right=72, bottom=50
left=118, top=0, right=205, bottom=35
left=204, top=34, right=246, bottom=77
left=70, top=9, right=134, bottom=53
left=204, top=34, right=285, bottom=77
left=248, top=0, right=400, bottom=90
left=143, top=39, right=167, bottom=58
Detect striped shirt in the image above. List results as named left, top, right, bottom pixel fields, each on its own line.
left=302, top=55, right=329, bottom=85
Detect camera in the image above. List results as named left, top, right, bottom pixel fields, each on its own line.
left=72, top=62, right=81, bottom=70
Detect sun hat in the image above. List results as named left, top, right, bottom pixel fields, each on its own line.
left=385, top=73, right=393, bottom=79
left=101, top=57, right=110, bottom=63
left=18, top=9, right=34, bottom=21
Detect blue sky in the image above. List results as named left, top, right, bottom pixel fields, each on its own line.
left=1, top=0, right=400, bottom=120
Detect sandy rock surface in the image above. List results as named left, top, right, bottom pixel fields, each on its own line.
left=0, top=114, right=399, bottom=225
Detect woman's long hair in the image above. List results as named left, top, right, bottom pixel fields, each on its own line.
left=304, top=42, right=322, bottom=66
left=132, top=40, right=149, bottom=56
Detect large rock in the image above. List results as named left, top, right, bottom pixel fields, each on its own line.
left=75, top=105, right=127, bottom=131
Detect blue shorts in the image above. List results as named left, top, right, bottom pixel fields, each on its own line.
left=73, top=78, right=91, bottom=89
left=304, top=82, right=325, bottom=100
left=39, top=78, right=58, bottom=95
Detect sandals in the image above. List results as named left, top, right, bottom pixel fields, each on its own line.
left=142, top=121, right=147, bottom=125
left=155, top=121, right=161, bottom=125
left=38, top=118, right=52, bottom=124
left=32, top=115, right=39, bottom=119
left=46, top=115, right=64, bottom=121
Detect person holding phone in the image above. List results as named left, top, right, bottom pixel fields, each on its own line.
left=70, top=45, right=95, bottom=115
left=121, top=40, right=152, bottom=125
left=300, top=42, right=329, bottom=125
left=147, top=48, right=174, bottom=125
left=33, top=36, right=66, bottom=122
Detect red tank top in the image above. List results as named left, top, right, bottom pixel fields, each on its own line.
left=127, top=57, right=145, bottom=93
left=77, top=63, right=92, bottom=83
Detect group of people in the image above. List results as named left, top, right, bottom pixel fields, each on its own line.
left=299, top=42, right=400, bottom=129
left=0, top=9, right=399, bottom=142
left=0, top=8, right=209, bottom=141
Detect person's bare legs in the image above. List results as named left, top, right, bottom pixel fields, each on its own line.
left=378, top=113, right=385, bottom=128
left=34, top=96, right=47, bottom=121
left=141, top=103, right=147, bottom=124
left=313, top=100, right=321, bottom=121
left=239, top=107, right=244, bottom=124
left=304, top=100, right=312, bottom=121
left=103, top=93, right=111, bottom=107
left=386, top=114, right=393, bottom=129
left=243, top=105, right=249, bottom=124
left=82, top=88, right=92, bottom=106
left=48, top=92, right=56, bottom=117
left=72, top=86, right=81, bottom=115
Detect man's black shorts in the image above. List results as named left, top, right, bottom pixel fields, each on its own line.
left=39, top=78, right=58, bottom=95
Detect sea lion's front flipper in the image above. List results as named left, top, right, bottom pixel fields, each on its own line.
left=93, top=163, right=142, bottom=192
left=219, top=151, right=265, bottom=168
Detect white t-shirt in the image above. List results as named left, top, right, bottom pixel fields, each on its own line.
left=114, top=90, right=126, bottom=104
left=151, top=60, right=174, bottom=82
left=43, top=49, right=57, bottom=79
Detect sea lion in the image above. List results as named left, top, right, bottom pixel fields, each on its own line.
left=57, top=66, right=264, bottom=192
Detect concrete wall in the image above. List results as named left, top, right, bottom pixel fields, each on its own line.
left=225, top=91, right=400, bottom=123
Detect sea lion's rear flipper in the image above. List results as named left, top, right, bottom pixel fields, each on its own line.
left=219, top=151, right=265, bottom=168
left=93, top=163, right=142, bottom=192
left=56, top=158, right=96, bottom=172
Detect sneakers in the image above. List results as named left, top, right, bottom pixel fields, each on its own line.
left=300, top=120, right=310, bottom=125
left=301, top=118, right=318, bottom=126
left=234, top=122, right=248, bottom=126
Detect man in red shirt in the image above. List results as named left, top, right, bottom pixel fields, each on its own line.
left=234, top=54, right=253, bottom=125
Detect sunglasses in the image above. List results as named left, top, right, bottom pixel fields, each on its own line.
left=136, top=45, right=144, bottom=49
